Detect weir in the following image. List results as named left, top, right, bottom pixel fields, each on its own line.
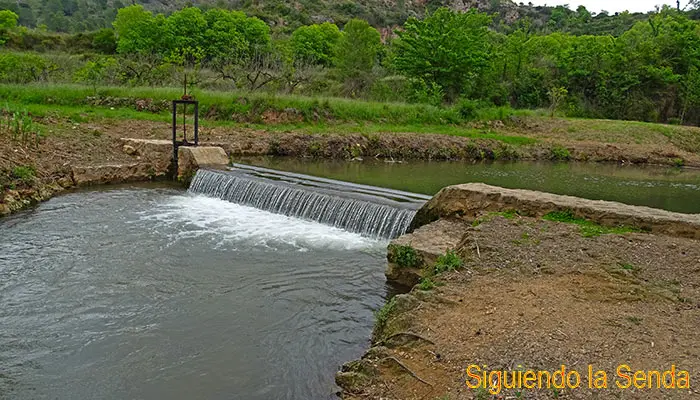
left=188, top=165, right=431, bottom=239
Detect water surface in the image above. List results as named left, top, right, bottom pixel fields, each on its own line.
left=0, top=186, right=388, bottom=400
left=237, top=157, right=700, bottom=214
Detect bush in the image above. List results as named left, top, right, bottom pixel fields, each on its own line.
left=0, top=52, right=57, bottom=84
left=456, top=98, right=480, bottom=120
left=549, top=145, right=571, bottom=161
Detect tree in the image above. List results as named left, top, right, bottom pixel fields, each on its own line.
left=0, top=9, right=18, bottom=30
left=165, top=7, right=207, bottom=55
left=92, top=28, right=117, bottom=53
left=113, top=5, right=163, bottom=54
left=0, top=9, right=18, bottom=45
left=291, top=22, right=341, bottom=66
left=74, top=56, right=117, bottom=93
left=335, top=18, right=381, bottom=95
left=393, top=7, right=492, bottom=102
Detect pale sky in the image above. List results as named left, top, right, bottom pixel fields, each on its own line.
left=531, top=0, right=682, bottom=13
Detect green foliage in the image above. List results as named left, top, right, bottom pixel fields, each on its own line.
left=92, top=28, right=117, bottom=54
left=472, top=210, right=519, bottom=226
left=389, top=244, right=422, bottom=269
left=548, top=86, right=568, bottom=117
left=291, top=22, right=341, bottom=66
left=74, top=57, right=116, bottom=92
left=374, top=296, right=397, bottom=333
left=393, top=8, right=492, bottom=102
left=417, top=277, right=435, bottom=291
left=456, top=98, right=481, bottom=120
left=543, top=210, right=642, bottom=237
left=549, top=145, right=571, bottom=161
left=113, top=5, right=163, bottom=55
left=4, top=5, right=700, bottom=125
left=433, top=250, right=463, bottom=274
left=0, top=52, right=56, bottom=84
left=11, top=165, right=35, bottom=183
left=0, top=105, right=41, bottom=146
left=335, top=19, right=381, bottom=95
left=0, top=10, right=18, bottom=44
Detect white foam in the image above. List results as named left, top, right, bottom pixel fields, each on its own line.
left=141, top=194, right=383, bottom=252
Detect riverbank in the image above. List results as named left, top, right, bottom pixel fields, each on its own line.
left=338, top=219, right=700, bottom=399
left=2, top=112, right=700, bottom=217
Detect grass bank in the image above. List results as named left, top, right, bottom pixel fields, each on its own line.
left=0, top=84, right=533, bottom=126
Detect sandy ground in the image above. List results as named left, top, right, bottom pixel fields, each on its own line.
left=343, top=216, right=700, bottom=399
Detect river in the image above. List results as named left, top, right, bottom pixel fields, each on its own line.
left=2, top=158, right=699, bottom=399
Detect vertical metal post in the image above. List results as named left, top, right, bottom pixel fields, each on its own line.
left=172, top=100, right=178, bottom=170
left=194, top=102, right=199, bottom=145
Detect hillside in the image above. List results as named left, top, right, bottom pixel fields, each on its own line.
left=0, top=0, right=660, bottom=34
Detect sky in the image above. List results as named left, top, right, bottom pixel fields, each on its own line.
left=531, top=0, right=682, bottom=13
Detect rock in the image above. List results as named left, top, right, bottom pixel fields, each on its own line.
left=123, top=144, right=137, bottom=155
left=57, top=176, right=74, bottom=188
left=410, top=182, right=700, bottom=240
left=334, top=372, right=371, bottom=394
left=385, top=219, right=469, bottom=286
left=362, top=346, right=391, bottom=360
left=120, top=138, right=172, bottom=175
left=335, top=359, right=378, bottom=393
left=177, top=146, right=229, bottom=182
left=71, top=163, right=158, bottom=186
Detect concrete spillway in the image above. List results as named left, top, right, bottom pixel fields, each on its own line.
left=188, top=164, right=430, bottom=239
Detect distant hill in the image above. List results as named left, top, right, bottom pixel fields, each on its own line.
left=0, top=0, right=679, bottom=35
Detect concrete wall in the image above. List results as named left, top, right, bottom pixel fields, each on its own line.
left=410, top=183, right=700, bottom=240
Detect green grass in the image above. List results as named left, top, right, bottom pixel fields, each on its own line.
left=11, top=165, right=36, bottom=183
left=255, top=122, right=537, bottom=145
left=472, top=210, right=519, bottom=226
left=417, top=277, right=436, bottom=291
left=562, top=117, right=700, bottom=154
left=0, top=83, right=540, bottom=145
left=0, top=83, right=461, bottom=124
left=543, top=210, right=642, bottom=237
left=434, top=250, right=464, bottom=274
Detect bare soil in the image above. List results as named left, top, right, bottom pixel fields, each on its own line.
left=342, top=216, right=700, bottom=399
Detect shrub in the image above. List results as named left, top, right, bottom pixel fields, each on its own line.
left=11, top=165, right=35, bottom=183
left=434, top=250, right=463, bottom=274
left=549, top=145, right=571, bottom=161
left=389, top=244, right=422, bottom=268
left=456, top=98, right=480, bottom=120
left=417, top=277, right=435, bottom=291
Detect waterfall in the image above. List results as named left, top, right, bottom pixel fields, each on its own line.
left=188, top=167, right=429, bottom=239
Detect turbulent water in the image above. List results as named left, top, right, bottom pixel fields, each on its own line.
left=189, top=169, right=421, bottom=239
left=0, top=186, right=389, bottom=400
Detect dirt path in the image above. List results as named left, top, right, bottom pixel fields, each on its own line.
left=339, top=216, right=700, bottom=399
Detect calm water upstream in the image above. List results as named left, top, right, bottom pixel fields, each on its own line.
left=0, top=186, right=388, bottom=400
left=238, top=157, right=700, bottom=214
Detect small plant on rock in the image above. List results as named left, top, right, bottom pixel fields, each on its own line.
left=389, top=244, right=422, bottom=268
left=434, top=250, right=463, bottom=274
left=374, top=296, right=397, bottom=333
left=417, top=277, right=435, bottom=291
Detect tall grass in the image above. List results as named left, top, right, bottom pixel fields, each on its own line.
left=0, top=84, right=464, bottom=124
left=0, top=83, right=532, bottom=126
